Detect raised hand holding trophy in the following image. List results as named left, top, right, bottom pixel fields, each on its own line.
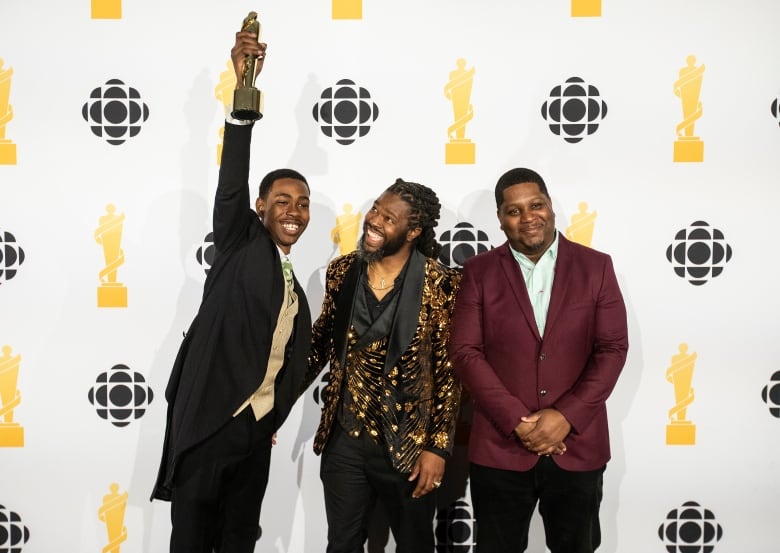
left=232, top=11, right=265, bottom=120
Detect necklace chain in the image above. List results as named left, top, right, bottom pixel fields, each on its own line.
left=368, top=263, right=398, bottom=291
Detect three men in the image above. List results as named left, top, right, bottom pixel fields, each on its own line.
left=450, top=168, right=628, bottom=553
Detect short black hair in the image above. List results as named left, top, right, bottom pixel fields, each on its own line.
left=494, top=168, right=549, bottom=209
left=258, top=168, right=310, bottom=199
left=386, top=178, right=442, bottom=259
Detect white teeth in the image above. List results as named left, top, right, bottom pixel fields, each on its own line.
left=283, top=223, right=299, bottom=231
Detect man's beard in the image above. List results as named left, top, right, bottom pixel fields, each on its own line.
left=356, top=230, right=408, bottom=264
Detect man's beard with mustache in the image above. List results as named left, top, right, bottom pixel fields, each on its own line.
left=356, top=230, right=408, bottom=264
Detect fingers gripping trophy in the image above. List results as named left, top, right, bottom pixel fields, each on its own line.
left=232, top=11, right=266, bottom=120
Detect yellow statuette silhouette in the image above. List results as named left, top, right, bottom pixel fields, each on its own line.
left=95, top=204, right=127, bottom=307
left=444, top=58, right=476, bottom=164
left=91, top=0, right=121, bottom=19
left=565, top=202, right=597, bottom=247
left=333, top=0, right=362, bottom=19
left=0, top=59, right=17, bottom=165
left=571, top=0, right=601, bottom=17
left=666, top=343, right=697, bottom=445
left=215, top=61, right=237, bottom=165
left=673, top=55, right=705, bottom=162
left=99, top=483, right=128, bottom=553
left=0, top=345, right=23, bottom=447
left=332, top=204, right=362, bottom=256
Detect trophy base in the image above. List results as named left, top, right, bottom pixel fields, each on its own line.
left=98, top=284, right=128, bottom=308
left=571, top=0, right=602, bottom=17
left=0, top=141, right=16, bottom=165
left=446, top=140, right=476, bottom=164
left=666, top=422, right=696, bottom=445
left=673, top=138, right=704, bottom=162
left=0, top=424, right=24, bottom=447
left=333, top=0, right=363, bottom=19
left=232, top=88, right=264, bottom=121
left=91, top=0, right=122, bottom=19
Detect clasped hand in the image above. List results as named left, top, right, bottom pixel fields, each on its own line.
left=514, top=408, right=570, bottom=456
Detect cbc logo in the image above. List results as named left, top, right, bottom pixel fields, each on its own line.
left=666, top=221, right=732, bottom=286
left=196, top=231, right=215, bottom=275
left=311, top=371, right=331, bottom=405
left=313, top=79, right=379, bottom=145
left=658, top=501, right=723, bottom=552
left=541, top=77, right=608, bottom=143
left=0, top=230, right=25, bottom=286
left=438, top=223, right=492, bottom=269
left=435, top=500, right=476, bottom=552
left=0, top=504, right=30, bottom=552
left=771, top=96, right=780, bottom=128
left=88, top=364, right=154, bottom=427
left=82, top=79, right=150, bottom=145
left=761, top=371, right=780, bottom=418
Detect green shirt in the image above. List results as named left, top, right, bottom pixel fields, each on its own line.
left=509, top=233, right=559, bottom=337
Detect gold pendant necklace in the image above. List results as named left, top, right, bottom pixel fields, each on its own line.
left=368, top=263, right=396, bottom=290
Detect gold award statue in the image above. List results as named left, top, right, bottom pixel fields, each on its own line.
left=571, top=0, right=601, bottom=17
left=98, top=483, right=128, bottom=553
left=232, top=11, right=265, bottom=121
left=665, top=343, right=697, bottom=445
left=673, top=55, right=705, bottom=162
left=331, top=203, right=362, bottom=256
left=565, top=202, right=597, bottom=247
left=95, top=204, right=128, bottom=308
left=0, top=345, right=24, bottom=447
left=91, top=0, right=122, bottom=19
left=0, top=59, right=17, bottom=165
left=444, top=58, right=476, bottom=164
left=332, top=0, right=362, bottom=19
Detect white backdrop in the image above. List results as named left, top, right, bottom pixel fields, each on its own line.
left=2, top=1, right=779, bottom=552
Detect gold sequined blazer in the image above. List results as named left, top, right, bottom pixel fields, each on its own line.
left=302, top=249, right=461, bottom=473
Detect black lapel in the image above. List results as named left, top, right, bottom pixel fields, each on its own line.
left=384, top=249, right=425, bottom=373
left=334, top=257, right=363, bottom=367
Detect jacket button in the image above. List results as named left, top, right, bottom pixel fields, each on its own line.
left=538, top=353, right=546, bottom=361
left=539, top=389, right=547, bottom=396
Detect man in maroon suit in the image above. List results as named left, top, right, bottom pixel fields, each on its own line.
left=450, top=168, right=628, bottom=553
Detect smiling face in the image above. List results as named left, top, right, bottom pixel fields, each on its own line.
left=255, top=177, right=310, bottom=254
left=497, top=181, right=556, bottom=263
left=358, top=191, right=420, bottom=263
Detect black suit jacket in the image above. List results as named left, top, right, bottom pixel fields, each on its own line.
left=152, top=122, right=312, bottom=500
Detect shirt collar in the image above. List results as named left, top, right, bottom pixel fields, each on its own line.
left=509, top=231, right=559, bottom=268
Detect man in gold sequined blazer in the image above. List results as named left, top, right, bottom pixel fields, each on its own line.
left=301, top=178, right=461, bottom=553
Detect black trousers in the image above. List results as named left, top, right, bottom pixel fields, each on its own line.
left=470, top=457, right=605, bottom=553
left=169, top=408, right=274, bottom=553
left=320, top=424, right=437, bottom=553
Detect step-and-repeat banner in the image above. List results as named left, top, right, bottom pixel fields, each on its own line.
left=2, top=1, right=779, bottom=552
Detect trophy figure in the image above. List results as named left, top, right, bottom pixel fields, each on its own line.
left=565, top=202, right=597, bottom=247
left=0, top=59, right=17, bottom=165
left=215, top=61, right=238, bottom=164
left=91, top=0, right=122, bottom=19
left=331, top=203, right=362, bottom=256
left=0, top=345, right=23, bottom=447
left=332, top=0, right=362, bottom=19
left=232, top=11, right=265, bottom=121
left=673, top=55, right=705, bottom=162
left=98, top=483, right=128, bottom=553
left=665, top=343, right=697, bottom=445
left=444, top=58, right=476, bottom=164
left=95, top=204, right=127, bottom=308
left=571, top=0, right=601, bottom=17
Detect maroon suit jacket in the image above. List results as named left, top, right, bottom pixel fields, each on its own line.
left=450, top=234, right=628, bottom=472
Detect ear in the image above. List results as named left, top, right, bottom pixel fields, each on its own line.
left=406, top=227, right=422, bottom=242
left=255, top=197, right=265, bottom=218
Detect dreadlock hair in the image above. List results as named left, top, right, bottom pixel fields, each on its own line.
left=386, top=178, right=442, bottom=259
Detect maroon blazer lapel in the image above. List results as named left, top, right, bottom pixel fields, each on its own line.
left=544, top=232, right=572, bottom=337
left=497, top=243, right=541, bottom=342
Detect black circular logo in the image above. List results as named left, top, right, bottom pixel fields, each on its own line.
left=0, top=230, right=25, bottom=285
left=542, top=77, right=608, bottom=143
left=88, top=364, right=154, bottom=427
left=438, top=222, right=492, bottom=268
left=82, top=79, right=150, bottom=145
left=658, top=501, right=723, bottom=552
left=313, top=79, right=379, bottom=145
left=666, top=221, right=732, bottom=285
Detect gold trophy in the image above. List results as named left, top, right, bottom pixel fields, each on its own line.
left=215, top=61, right=237, bottom=164
left=0, top=59, right=17, bottom=165
left=232, top=11, right=264, bottom=121
left=98, top=483, right=128, bottom=553
left=673, top=55, right=705, bottom=162
left=665, top=343, right=697, bottom=445
left=0, top=345, right=24, bottom=447
left=444, top=58, right=476, bottom=164
left=91, top=0, right=122, bottom=19
left=332, top=0, right=362, bottom=19
left=95, top=204, right=127, bottom=308
left=331, top=203, right=362, bottom=256
left=571, top=0, right=601, bottom=17
left=565, top=202, right=597, bottom=247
